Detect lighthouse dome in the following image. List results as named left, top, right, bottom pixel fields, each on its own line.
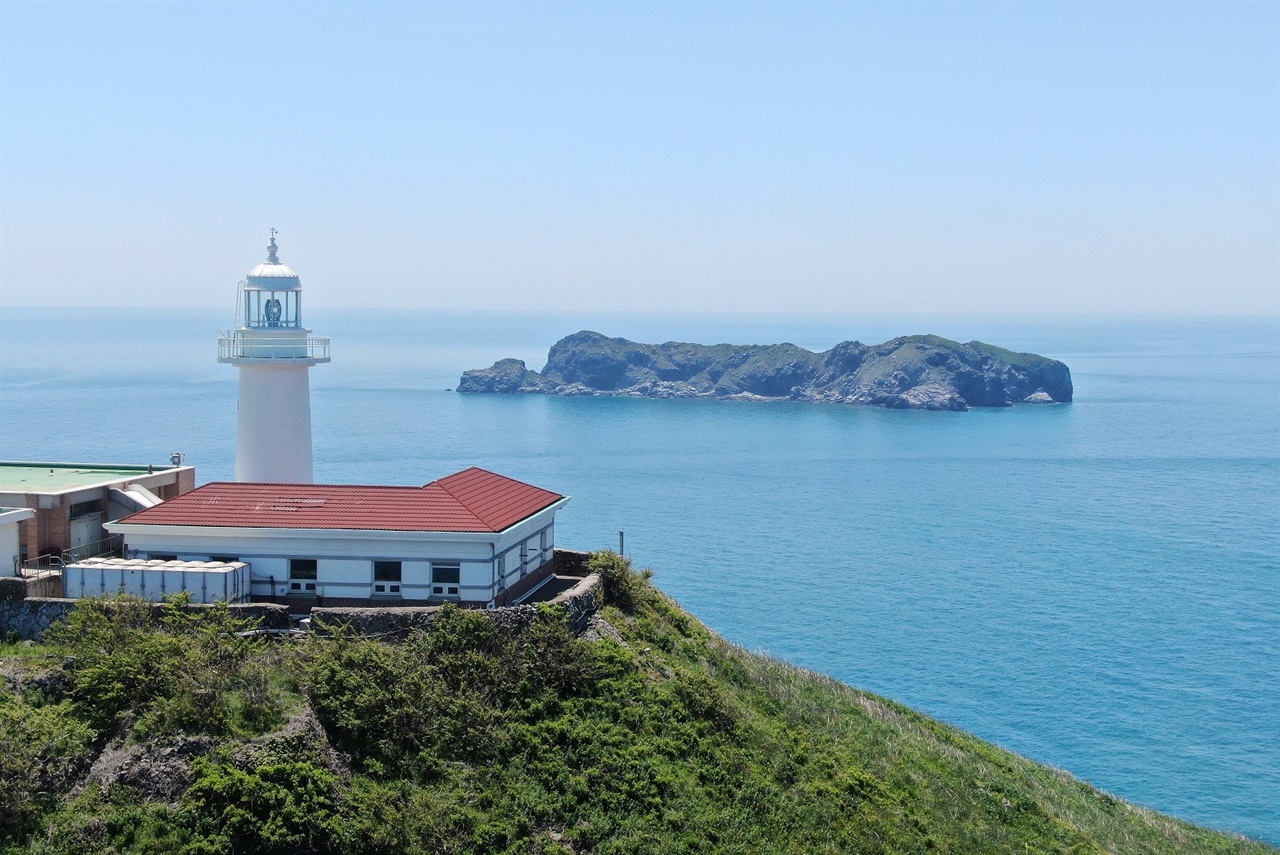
left=244, top=233, right=301, bottom=290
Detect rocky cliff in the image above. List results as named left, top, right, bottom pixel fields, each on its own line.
left=458, top=331, right=1073, bottom=410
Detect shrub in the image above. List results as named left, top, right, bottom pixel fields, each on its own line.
left=43, top=596, right=290, bottom=739
left=177, top=758, right=345, bottom=854
left=586, top=551, right=651, bottom=613
left=0, top=696, right=93, bottom=839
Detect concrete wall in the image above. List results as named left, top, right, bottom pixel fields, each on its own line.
left=23, top=573, right=62, bottom=599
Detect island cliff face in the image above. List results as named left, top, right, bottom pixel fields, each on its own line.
left=458, top=331, right=1073, bottom=411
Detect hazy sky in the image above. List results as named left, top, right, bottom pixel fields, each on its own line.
left=1, top=1, right=1275, bottom=315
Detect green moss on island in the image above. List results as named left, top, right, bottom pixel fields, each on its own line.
left=0, top=554, right=1269, bottom=854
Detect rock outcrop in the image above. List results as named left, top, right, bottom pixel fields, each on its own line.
left=458, top=331, right=1072, bottom=411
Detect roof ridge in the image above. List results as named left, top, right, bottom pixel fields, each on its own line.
left=116, top=469, right=560, bottom=533
left=203, top=481, right=427, bottom=490
left=430, top=478, right=495, bottom=529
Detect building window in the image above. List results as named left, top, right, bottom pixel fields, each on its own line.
left=432, top=562, right=460, bottom=597
left=373, top=560, right=401, bottom=596
left=290, top=558, right=317, bottom=594
left=149, top=554, right=177, bottom=562
left=519, top=543, right=528, bottom=577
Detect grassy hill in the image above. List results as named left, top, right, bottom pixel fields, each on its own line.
left=0, top=553, right=1269, bottom=854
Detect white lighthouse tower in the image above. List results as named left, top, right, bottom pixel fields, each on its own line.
left=218, top=231, right=330, bottom=483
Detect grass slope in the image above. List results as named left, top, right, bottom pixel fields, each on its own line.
left=0, top=553, right=1269, bottom=854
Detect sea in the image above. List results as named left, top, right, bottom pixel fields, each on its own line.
left=2, top=307, right=1277, bottom=844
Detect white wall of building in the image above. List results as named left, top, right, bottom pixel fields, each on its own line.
left=494, top=524, right=556, bottom=597
left=0, top=509, right=35, bottom=576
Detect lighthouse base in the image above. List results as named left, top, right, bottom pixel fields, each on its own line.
left=235, top=364, right=315, bottom=484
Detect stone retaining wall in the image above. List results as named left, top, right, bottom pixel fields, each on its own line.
left=311, top=573, right=601, bottom=641
left=0, top=553, right=602, bottom=643
left=552, top=549, right=592, bottom=577
left=0, top=592, right=75, bottom=642
left=0, top=576, right=291, bottom=641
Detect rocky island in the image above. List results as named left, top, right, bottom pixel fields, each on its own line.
left=459, top=330, right=1073, bottom=411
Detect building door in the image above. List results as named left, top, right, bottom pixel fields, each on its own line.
left=70, top=513, right=103, bottom=556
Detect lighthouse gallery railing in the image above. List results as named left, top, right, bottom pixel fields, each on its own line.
left=218, top=336, right=331, bottom=360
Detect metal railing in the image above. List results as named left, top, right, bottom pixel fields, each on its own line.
left=217, top=336, right=331, bottom=361
left=61, top=534, right=123, bottom=564
left=242, top=319, right=303, bottom=329
left=20, top=534, right=124, bottom=577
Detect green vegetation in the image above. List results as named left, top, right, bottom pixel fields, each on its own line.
left=0, top=554, right=1270, bottom=854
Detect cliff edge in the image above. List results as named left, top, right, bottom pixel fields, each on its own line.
left=2, top=555, right=1267, bottom=853
left=458, top=330, right=1073, bottom=410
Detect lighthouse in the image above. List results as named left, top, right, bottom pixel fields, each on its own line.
left=217, top=231, right=330, bottom=483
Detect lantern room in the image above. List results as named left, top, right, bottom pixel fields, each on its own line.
left=240, top=229, right=303, bottom=329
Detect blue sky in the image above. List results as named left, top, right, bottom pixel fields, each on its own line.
left=1, top=1, right=1275, bottom=314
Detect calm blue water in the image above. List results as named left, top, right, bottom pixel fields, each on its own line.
left=2, top=307, right=1277, bottom=844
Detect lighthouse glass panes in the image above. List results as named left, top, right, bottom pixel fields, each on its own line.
left=244, top=288, right=300, bottom=328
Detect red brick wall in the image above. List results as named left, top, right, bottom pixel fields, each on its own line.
left=159, top=468, right=197, bottom=501
left=18, top=499, right=37, bottom=563
left=492, top=560, right=555, bottom=608
left=27, top=503, right=71, bottom=558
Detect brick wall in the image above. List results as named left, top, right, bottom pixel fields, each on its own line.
left=492, top=559, right=556, bottom=607
left=18, top=500, right=37, bottom=563
left=32, top=504, right=71, bottom=558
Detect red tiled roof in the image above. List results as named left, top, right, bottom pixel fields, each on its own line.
left=116, top=468, right=564, bottom=533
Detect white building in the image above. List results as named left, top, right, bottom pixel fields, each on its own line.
left=218, top=231, right=329, bottom=484
left=106, top=467, right=569, bottom=609
left=0, top=507, right=37, bottom=576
